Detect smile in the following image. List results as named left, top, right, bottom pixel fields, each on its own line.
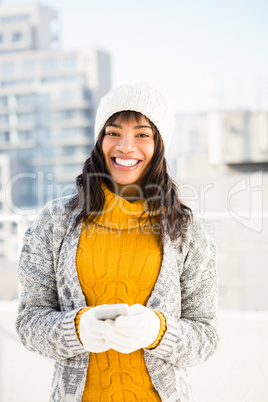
left=114, top=158, right=140, bottom=166
left=111, top=157, right=141, bottom=170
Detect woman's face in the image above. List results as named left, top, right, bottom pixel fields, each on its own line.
left=102, top=114, right=155, bottom=197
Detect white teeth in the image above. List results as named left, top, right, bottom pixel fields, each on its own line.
left=115, top=158, right=139, bottom=166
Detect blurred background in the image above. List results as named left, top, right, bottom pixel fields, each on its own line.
left=0, top=0, right=267, bottom=401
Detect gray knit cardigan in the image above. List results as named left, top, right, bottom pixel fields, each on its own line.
left=16, top=194, right=219, bottom=402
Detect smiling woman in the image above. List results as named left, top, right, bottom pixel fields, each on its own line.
left=102, top=112, right=155, bottom=196
left=16, top=82, right=219, bottom=402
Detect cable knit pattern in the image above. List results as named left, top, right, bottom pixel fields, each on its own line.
left=16, top=193, right=219, bottom=402
left=76, top=186, right=162, bottom=400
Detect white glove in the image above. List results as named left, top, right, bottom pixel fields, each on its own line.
left=78, top=307, right=112, bottom=353
left=104, top=304, right=161, bottom=354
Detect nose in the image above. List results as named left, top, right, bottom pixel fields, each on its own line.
left=116, top=134, right=136, bottom=153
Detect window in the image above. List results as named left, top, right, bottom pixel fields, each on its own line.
left=62, top=146, right=76, bottom=156
left=0, top=14, right=29, bottom=24
left=41, top=76, right=58, bottom=83
left=19, top=131, right=33, bottom=141
left=0, top=114, right=9, bottom=124
left=2, top=62, right=15, bottom=76
left=59, top=127, right=77, bottom=138
left=64, top=74, right=82, bottom=82
left=0, top=132, right=10, bottom=142
left=17, top=94, right=34, bottom=106
left=23, top=60, right=35, bottom=74
left=11, top=222, right=17, bottom=234
left=38, top=93, right=51, bottom=106
left=12, top=32, right=23, bottom=42
left=59, top=128, right=87, bottom=139
left=43, top=58, right=57, bottom=72
left=17, top=113, right=35, bottom=124
left=0, top=34, right=3, bottom=44
left=0, top=202, right=3, bottom=210
left=40, top=129, right=52, bottom=140
left=38, top=112, right=52, bottom=127
left=64, top=55, right=76, bottom=70
left=21, top=79, right=34, bottom=86
left=64, top=164, right=82, bottom=174
left=0, top=97, right=8, bottom=107
left=39, top=148, right=53, bottom=158
left=83, top=89, right=92, bottom=102
left=82, top=109, right=91, bottom=120
left=56, top=110, right=76, bottom=120
left=60, top=91, right=74, bottom=103
left=1, top=80, right=16, bottom=87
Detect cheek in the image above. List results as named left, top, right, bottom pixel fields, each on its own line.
left=102, top=138, right=110, bottom=160
left=144, top=143, right=155, bottom=164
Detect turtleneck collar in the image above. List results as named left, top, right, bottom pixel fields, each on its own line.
left=92, top=184, right=159, bottom=230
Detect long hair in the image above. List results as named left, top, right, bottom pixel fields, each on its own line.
left=68, top=111, right=192, bottom=242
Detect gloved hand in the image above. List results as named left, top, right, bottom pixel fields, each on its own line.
left=104, top=304, right=161, bottom=354
left=78, top=307, right=112, bottom=353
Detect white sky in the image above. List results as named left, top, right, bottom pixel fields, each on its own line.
left=4, top=0, right=268, bottom=112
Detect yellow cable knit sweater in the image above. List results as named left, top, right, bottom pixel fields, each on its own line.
left=75, top=185, right=165, bottom=401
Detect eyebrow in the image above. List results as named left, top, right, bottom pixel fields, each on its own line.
left=107, top=123, right=152, bottom=130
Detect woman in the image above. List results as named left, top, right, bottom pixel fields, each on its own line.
left=16, top=83, right=219, bottom=401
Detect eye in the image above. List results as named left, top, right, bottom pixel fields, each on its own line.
left=137, top=133, right=150, bottom=138
left=106, top=131, right=119, bottom=137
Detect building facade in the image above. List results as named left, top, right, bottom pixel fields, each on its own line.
left=0, top=2, right=111, bottom=213
left=167, top=111, right=268, bottom=311
left=0, top=2, right=110, bottom=268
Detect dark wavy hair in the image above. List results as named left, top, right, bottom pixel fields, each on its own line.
left=68, top=111, right=192, bottom=242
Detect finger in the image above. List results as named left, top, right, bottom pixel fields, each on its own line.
left=105, top=329, right=139, bottom=348
left=89, top=319, right=112, bottom=334
left=80, top=320, right=112, bottom=340
left=84, top=329, right=108, bottom=340
left=128, top=304, right=145, bottom=315
left=115, top=313, right=147, bottom=329
left=83, top=339, right=110, bottom=353
left=104, top=319, right=144, bottom=336
left=109, top=326, right=143, bottom=338
left=87, top=338, right=107, bottom=348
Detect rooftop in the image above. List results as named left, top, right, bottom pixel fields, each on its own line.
left=1, top=302, right=267, bottom=402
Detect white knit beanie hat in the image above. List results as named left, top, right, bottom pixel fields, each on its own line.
left=94, top=82, right=174, bottom=154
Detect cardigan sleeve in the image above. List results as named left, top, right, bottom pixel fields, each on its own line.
left=15, top=202, right=85, bottom=361
left=147, top=219, right=219, bottom=368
